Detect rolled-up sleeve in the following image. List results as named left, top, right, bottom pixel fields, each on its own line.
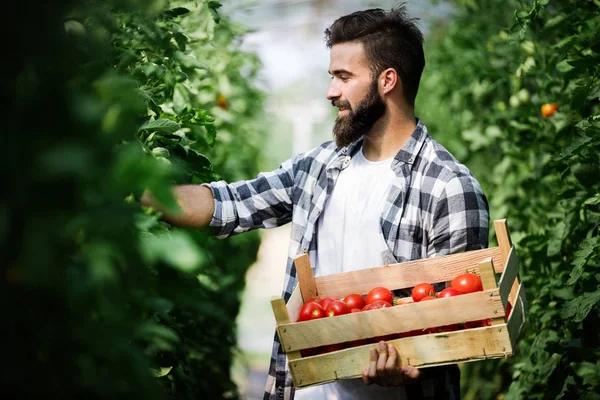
left=203, top=157, right=296, bottom=238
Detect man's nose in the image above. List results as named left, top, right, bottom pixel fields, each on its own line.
left=326, top=81, right=341, bottom=101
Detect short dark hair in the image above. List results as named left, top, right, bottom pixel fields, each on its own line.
left=324, top=6, right=425, bottom=106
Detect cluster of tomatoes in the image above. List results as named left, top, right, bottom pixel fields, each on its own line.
left=295, top=272, right=512, bottom=356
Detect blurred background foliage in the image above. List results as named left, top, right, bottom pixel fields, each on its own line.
left=4, top=0, right=599, bottom=399
left=4, top=0, right=264, bottom=398
left=419, top=0, right=600, bottom=398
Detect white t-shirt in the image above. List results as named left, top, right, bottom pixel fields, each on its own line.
left=296, top=146, right=407, bottom=400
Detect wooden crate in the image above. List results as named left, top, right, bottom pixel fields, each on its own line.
left=270, top=219, right=528, bottom=389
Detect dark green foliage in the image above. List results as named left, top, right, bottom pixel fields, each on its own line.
left=3, top=1, right=264, bottom=399
left=418, top=0, right=600, bottom=398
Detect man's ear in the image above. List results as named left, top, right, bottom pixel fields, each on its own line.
left=380, top=68, right=399, bottom=95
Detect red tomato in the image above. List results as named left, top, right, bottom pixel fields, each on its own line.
left=350, top=308, right=362, bottom=313
left=411, top=283, right=437, bottom=302
left=320, top=343, right=345, bottom=353
left=465, top=319, right=491, bottom=329
left=438, top=288, right=461, bottom=298
left=366, top=287, right=393, bottom=305
left=297, top=302, right=325, bottom=322
left=362, top=300, right=393, bottom=311
left=505, top=301, right=513, bottom=320
left=325, top=300, right=351, bottom=317
left=343, top=293, right=366, bottom=310
left=320, top=296, right=339, bottom=310
left=451, top=273, right=483, bottom=294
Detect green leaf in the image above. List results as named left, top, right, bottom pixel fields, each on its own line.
left=138, top=118, right=181, bottom=134
left=556, top=375, right=575, bottom=399
left=561, top=290, right=600, bottom=322
left=139, top=230, right=205, bottom=273
left=554, top=134, right=593, bottom=161
left=173, top=84, right=190, bottom=115
left=163, top=7, right=190, bottom=18
left=566, top=237, right=600, bottom=285
left=583, top=194, right=600, bottom=206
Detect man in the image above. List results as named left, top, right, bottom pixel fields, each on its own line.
left=142, top=6, right=489, bottom=400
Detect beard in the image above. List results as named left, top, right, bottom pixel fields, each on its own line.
left=332, top=79, right=386, bottom=148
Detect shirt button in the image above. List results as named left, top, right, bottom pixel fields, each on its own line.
left=342, top=156, right=351, bottom=167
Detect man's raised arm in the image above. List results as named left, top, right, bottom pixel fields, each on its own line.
left=141, top=185, right=215, bottom=229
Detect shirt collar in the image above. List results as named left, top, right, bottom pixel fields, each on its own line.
left=337, top=118, right=428, bottom=166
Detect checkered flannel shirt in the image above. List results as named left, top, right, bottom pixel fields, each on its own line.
left=205, top=119, right=489, bottom=400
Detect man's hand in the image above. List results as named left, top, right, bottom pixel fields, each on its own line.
left=362, top=341, right=422, bottom=387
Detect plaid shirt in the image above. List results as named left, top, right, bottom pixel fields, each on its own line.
left=206, top=119, right=489, bottom=400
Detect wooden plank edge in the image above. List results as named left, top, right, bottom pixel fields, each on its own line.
left=315, top=247, right=505, bottom=298
left=279, top=289, right=504, bottom=352
left=290, top=325, right=512, bottom=388
left=507, top=283, right=527, bottom=349
left=294, top=253, right=317, bottom=303
left=498, top=246, right=519, bottom=307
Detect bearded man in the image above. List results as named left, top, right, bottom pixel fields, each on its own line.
left=142, top=6, right=489, bottom=400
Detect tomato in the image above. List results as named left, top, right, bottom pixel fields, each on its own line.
left=320, top=343, right=345, bottom=353
left=411, top=283, right=437, bottom=302
left=350, top=308, right=362, bottom=313
left=438, top=288, right=461, bottom=298
left=419, top=295, right=437, bottom=301
left=300, top=347, right=320, bottom=357
left=451, top=273, right=483, bottom=294
left=343, top=293, right=366, bottom=310
left=505, top=301, right=513, bottom=320
left=362, top=300, right=393, bottom=311
left=366, top=287, right=393, bottom=305
left=325, top=300, right=351, bottom=317
left=319, top=296, right=339, bottom=310
left=541, top=102, right=559, bottom=118
left=465, top=319, right=491, bottom=329
left=297, top=302, right=325, bottom=322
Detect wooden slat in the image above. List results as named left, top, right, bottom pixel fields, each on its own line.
left=294, top=253, right=317, bottom=303
left=494, top=219, right=521, bottom=309
left=478, top=258, right=504, bottom=326
left=271, top=297, right=301, bottom=361
left=279, top=289, right=504, bottom=352
left=290, top=325, right=512, bottom=388
left=315, top=247, right=504, bottom=298
left=498, top=246, right=519, bottom=308
left=494, top=219, right=512, bottom=260
left=286, top=285, right=304, bottom=324
left=507, top=283, right=527, bottom=349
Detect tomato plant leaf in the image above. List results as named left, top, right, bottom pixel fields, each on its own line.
left=561, top=290, right=600, bottom=322
left=567, top=237, right=600, bottom=285
left=138, top=118, right=181, bottom=134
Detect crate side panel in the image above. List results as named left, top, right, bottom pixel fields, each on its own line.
left=280, top=290, right=503, bottom=352
left=316, top=247, right=503, bottom=298
left=290, top=325, right=512, bottom=388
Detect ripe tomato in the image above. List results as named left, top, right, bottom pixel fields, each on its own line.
left=297, top=302, right=325, bottom=322
left=343, top=293, right=366, bottom=310
left=541, top=102, right=559, bottom=118
left=411, top=283, right=437, bottom=302
left=362, top=300, right=393, bottom=311
left=505, top=301, right=513, bottom=320
left=325, top=300, right=351, bottom=317
left=438, top=288, right=461, bottom=298
left=451, top=273, right=483, bottom=294
left=350, top=308, right=362, bottom=313
left=319, top=296, right=339, bottom=310
left=366, top=287, right=393, bottom=305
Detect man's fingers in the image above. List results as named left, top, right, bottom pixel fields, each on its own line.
left=366, top=347, right=378, bottom=381
left=385, top=344, right=398, bottom=372
left=401, top=365, right=422, bottom=380
left=376, top=341, right=389, bottom=378
left=362, top=363, right=372, bottom=385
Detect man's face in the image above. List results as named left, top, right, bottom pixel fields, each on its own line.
left=327, top=42, right=386, bottom=147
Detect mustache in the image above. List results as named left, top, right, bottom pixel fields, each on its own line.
left=332, top=99, right=351, bottom=110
